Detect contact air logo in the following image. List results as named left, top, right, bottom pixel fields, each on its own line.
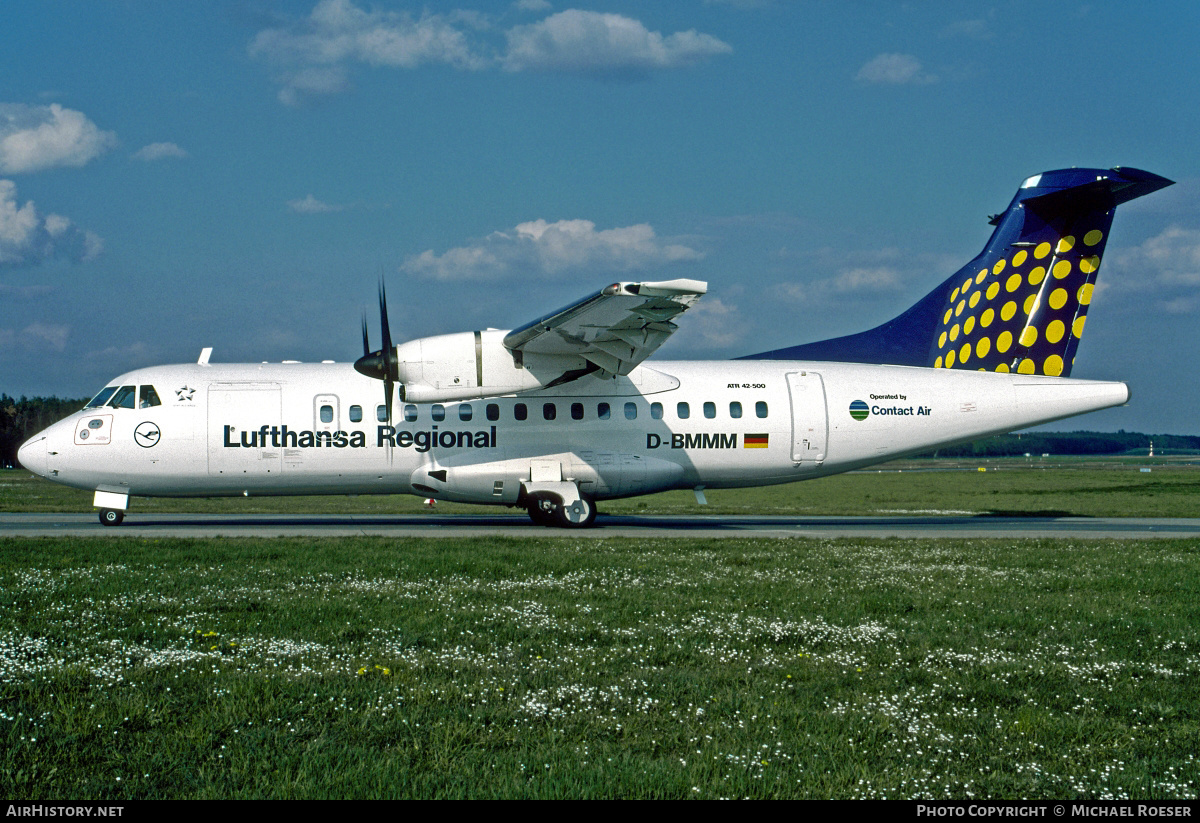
left=849, top=400, right=870, bottom=421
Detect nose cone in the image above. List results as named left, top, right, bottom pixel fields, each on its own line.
left=17, top=434, right=47, bottom=478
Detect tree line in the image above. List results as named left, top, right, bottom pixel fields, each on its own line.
left=2, top=395, right=89, bottom=469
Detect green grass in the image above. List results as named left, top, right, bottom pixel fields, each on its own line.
left=1, top=535, right=1197, bottom=798
left=5, top=457, right=1200, bottom=517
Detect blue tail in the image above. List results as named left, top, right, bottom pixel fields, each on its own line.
left=747, top=167, right=1173, bottom=376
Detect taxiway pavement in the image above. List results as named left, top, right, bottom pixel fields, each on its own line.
left=4, top=512, right=1200, bottom=539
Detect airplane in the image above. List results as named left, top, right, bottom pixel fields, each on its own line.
left=16, top=166, right=1173, bottom=528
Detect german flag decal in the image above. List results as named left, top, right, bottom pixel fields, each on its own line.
left=744, top=433, right=769, bottom=448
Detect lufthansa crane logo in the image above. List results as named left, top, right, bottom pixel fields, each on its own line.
left=134, top=422, right=161, bottom=448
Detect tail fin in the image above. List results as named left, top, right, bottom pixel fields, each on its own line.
left=748, top=167, right=1173, bottom=376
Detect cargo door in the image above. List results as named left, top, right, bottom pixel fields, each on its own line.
left=208, top=384, right=282, bottom=477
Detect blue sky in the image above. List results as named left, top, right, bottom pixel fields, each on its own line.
left=2, top=0, right=1198, bottom=433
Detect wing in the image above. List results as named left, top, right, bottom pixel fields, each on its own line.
left=503, top=279, right=707, bottom=376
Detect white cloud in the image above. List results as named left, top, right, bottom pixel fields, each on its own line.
left=133, top=142, right=189, bottom=162
left=250, top=2, right=732, bottom=102
left=941, top=18, right=992, bottom=39
left=502, top=10, right=732, bottom=77
left=855, top=53, right=937, bottom=86
left=1115, top=225, right=1200, bottom=287
left=251, top=0, right=488, bottom=104
left=0, top=179, right=102, bottom=266
left=401, top=218, right=703, bottom=280
left=0, top=104, right=117, bottom=173
left=288, top=194, right=344, bottom=214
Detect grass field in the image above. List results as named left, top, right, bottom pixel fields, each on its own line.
left=4, top=456, right=1200, bottom=518
left=1, top=533, right=1197, bottom=799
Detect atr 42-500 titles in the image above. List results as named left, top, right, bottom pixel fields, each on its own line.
left=17, top=167, right=1173, bottom=527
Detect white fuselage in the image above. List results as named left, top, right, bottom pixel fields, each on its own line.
left=18, top=358, right=1129, bottom=505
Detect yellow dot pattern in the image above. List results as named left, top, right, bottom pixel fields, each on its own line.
left=931, top=219, right=1112, bottom=375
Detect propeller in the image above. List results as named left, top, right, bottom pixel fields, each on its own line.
left=354, top=281, right=401, bottom=422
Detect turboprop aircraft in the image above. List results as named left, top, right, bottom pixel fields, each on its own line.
left=17, top=167, right=1173, bottom=528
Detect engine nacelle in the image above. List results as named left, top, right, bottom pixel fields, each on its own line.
left=395, top=330, right=590, bottom=403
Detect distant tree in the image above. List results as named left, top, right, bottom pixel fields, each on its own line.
left=1, top=395, right=90, bottom=469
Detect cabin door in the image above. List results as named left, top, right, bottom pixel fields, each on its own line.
left=785, top=371, right=827, bottom=465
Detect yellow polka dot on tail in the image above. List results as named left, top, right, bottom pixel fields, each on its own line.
left=1035, top=242, right=1052, bottom=259
left=969, top=291, right=981, bottom=308
left=1013, top=250, right=1028, bottom=267
left=1028, top=266, right=1046, bottom=286
left=946, top=349, right=957, bottom=367
left=996, top=362, right=1010, bottom=373
left=1079, top=283, right=1094, bottom=305
left=993, top=259, right=1006, bottom=275
left=1024, top=294, right=1038, bottom=315
left=1049, top=288, right=1068, bottom=310
left=1073, top=315, right=1086, bottom=338
left=1084, top=229, right=1104, bottom=246
left=1053, top=260, right=1072, bottom=279
left=1020, top=326, right=1038, bottom=347
left=1001, top=301, right=1017, bottom=321
left=964, top=316, right=976, bottom=335
left=1046, top=319, right=1065, bottom=343
left=959, top=343, right=971, bottom=364
left=986, top=282, right=1000, bottom=300
left=1006, top=273, right=1022, bottom=292
left=997, top=330, right=1013, bottom=353
left=1080, top=255, right=1099, bottom=274
left=1044, top=354, right=1064, bottom=376
left=976, top=337, right=991, bottom=358
left=1018, top=358, right=1036, bottom=374
left=1057, top=236, right=1075, bottom=253
left=981, top=308, right=995, bottom=327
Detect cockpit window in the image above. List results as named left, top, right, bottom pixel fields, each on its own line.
left=108, top=386, right=136, bottom=409
left=139, top=386, right=162, bottom=408
left=86, top=387, right=118, bottom=408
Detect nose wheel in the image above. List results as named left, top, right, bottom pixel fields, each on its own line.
left=99, top=508, right=125, bottom=527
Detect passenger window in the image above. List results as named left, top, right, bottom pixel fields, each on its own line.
left=320, top=405, right=334, bottom=424
left=486, top=403, right=499, bottom=422
left=515, top=403, right=527, bottom=421
left=404, top=405, right=418, bottom=422
left=624, top=402, right=637, bottom=420
left=431, top=405, right=445, bottom=422
left=704, top=402, right=716, bottom=419
left=459, top=404, right=473, bottom=421
left=756, top=401, right=768, bottom=418
left=543, top=403, right=556, bottom=421
left=377, top=405, right=388, bottom=422
left=571, top=402, right=584, bottom=420
left=139, top=386, right=162, bottom=408
left=597, top=403, right=610, bottom=420
left=730, top=401, right=742, bottom=419
left=650, top=402, right=663, bottom=420
left=108, top=386, right=136, bottom=409
left=87, top=387, right=118, bottom=408
left=349, top=405, right=362, bottom=423
left=677, top=402, right=690, bottom=419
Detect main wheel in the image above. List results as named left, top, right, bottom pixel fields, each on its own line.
left=99, top=508, right=124, bottom=527
left=526, top=493, right=558, bottom=526
left=552, top=495, right=596, bottom=529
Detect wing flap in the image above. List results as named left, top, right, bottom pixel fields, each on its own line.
left=503, top=279, right=706, bottom=377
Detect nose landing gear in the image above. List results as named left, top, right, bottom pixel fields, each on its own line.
left=99, top=508, right=125, bottom=527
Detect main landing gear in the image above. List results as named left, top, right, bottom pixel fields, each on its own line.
left=99, top=508, right=125, bottom=527
left=525, top=490, right=597, bottom=529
